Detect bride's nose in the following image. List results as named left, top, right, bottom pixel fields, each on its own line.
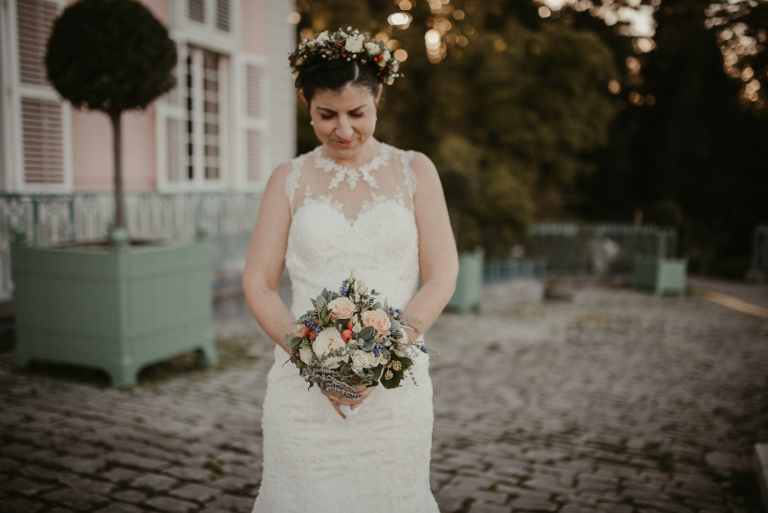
left=335, top=116, right=354, bottom=140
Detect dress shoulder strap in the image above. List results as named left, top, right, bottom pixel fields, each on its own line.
left=398, top=148, right=418, bottom=200
left=285, top=153, right=309, bottom=213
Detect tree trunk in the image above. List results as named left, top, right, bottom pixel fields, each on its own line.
left=110, top=112, right=126, bottom=230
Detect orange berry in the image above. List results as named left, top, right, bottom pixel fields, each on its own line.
left=347, top=321, right=354, bottom=330
left=309, top=331, right=317, bottom=340
left=341, top=329, right=354, bottom=342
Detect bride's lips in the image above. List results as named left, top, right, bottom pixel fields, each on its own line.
left=332, top=139, right=356, bottom=149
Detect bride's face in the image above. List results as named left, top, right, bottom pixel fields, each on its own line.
left=304, top=83, right=382, bottom=160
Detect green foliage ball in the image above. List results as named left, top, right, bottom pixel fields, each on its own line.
left=45, top=0, right=177, bottom=117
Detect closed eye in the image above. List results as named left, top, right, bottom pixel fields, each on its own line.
left=319, top=112, right=364, bottom=120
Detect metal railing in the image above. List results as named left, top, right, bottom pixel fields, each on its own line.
left=484, top=257, right=547, bottom=284
left=0, top=191, right=263, bottom=301
left=525, top=223, right=678, bottom=278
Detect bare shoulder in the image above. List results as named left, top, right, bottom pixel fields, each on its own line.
left=261, top=160, right=294, bottom=199
left=409, top=151, right=438, bottom=178
left=408, top=151, right=441, bottom=194
left=268, top=160, right=294, bottom=187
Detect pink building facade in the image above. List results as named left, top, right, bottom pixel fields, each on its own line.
left=0, top=0, right=297, bottom=194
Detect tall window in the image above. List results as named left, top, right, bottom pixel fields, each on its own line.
left=163, top=44, right=228, bottom=188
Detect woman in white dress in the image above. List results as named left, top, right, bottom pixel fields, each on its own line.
left=243, top=28, right=458, bottom=513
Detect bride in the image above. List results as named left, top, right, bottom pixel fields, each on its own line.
left=243, top=28, right=458, bottom=513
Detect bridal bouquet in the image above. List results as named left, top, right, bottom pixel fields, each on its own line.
left=284, top=270, right=429, bottom=415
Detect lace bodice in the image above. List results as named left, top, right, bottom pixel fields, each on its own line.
left=285, top=142, right=417, bottom=224
left=283, top=142, right=421, bottom=320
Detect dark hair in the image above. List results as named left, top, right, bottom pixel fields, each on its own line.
left=299, top=59, right=380, bottom=104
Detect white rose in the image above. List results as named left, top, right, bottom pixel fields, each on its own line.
left=345, top=34, right=365, bottom=53
left=365, top=42, right=381, bottom=55
left=299, top=345, right=314, bottom=364
left=317, top=31, right=330, bottom=45
left=378, top=49, right=391, bottom=67
left=351, top=350, right=371, bottom=373
left=312, top=327, right=348, bottom=368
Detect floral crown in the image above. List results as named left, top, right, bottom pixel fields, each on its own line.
left=289, top=28, right=402, bottom=88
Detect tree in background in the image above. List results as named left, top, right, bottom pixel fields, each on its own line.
left=46, top=0, right=177, bottom=232
left=293, top=0, right=618, bottom=255
left=565, top=0, right=768, bottom=276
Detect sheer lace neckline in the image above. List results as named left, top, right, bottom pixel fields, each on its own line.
left=312, top=143, right=390, bottom=190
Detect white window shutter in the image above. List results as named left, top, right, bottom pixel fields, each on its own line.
left=16, top=0, right=57, bottom=86
left=13, top=0, right=70, bottom=189
left=215, top=0, right=230, bottom=32
left=20, top=97, right=65, bottom=184
left=187, top=0, right=205, bottom=23
left=237, top=58, right=269, bottom=187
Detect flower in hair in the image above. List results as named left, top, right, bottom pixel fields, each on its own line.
left=289, top=28, right=403, bottom=88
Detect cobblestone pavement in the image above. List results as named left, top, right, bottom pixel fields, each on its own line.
left=1, top=285, right=767, bottom=513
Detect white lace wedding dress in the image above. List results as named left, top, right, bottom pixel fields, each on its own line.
left=251, top=143, right=440, bottom=513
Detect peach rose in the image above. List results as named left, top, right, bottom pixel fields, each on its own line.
left=361, top=308, right=392, bottom=338
left=328, top=297, right=356, bottom=320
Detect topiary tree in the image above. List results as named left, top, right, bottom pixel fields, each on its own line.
left=46, top=0, right=177, bottom=232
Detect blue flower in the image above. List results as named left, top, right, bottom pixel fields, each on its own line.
left=420, top=347, right=428, bottom=353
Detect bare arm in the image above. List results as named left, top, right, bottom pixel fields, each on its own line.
left=401, top=152, right=459, bottom=341
left=242, top=162, right=295, bottom=354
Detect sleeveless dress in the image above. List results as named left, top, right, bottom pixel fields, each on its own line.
left=251, top=143, right=440, bottom=513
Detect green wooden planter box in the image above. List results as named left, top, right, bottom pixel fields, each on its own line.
left=632, top=258, right=687, bottom=296
left=447, top=247, right=484, bottom=314
left=10, top=228, right=217, bottom=387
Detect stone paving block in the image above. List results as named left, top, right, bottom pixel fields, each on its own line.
left=132, top=473, right=178, bottom=492
left=509, top=496, right=557, bottom=512
left=51, top=455, right=105, bottom=474
left=102, top=468, right=141, bottom=483
left=144, top=496, right=198, bottom=513
left=576, top=474, right=617, bottom=493
left=0, top=443, right=35, bottom=459
left=4, top=477, right=56, bottom=497
left=0, top=497, right=45, bottom=513
left=112, top=490, right=147, bottom=503
left=40, top=488, right=109, bottom=510
left=20, top=464, right=61, bottom=481
left=54, top=474, right=114, bottom=496
left=163, top=465, right=212, bottom=482
left=95, top=504, right=142, bottom=513
left=170, top=483, right=222, bottom=502
left=434, top=487, right=469, bottom=512
left=468, top=502, right=512, bottom=513
left=0, top=457, right=19, bottom=472
left=522, top=474, right=572, bottom=496
left=204, top=493, right=255, bottom=512
left=210, top=475, right=251, bottom=493
left=103, top=452, right=166, bottom=471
